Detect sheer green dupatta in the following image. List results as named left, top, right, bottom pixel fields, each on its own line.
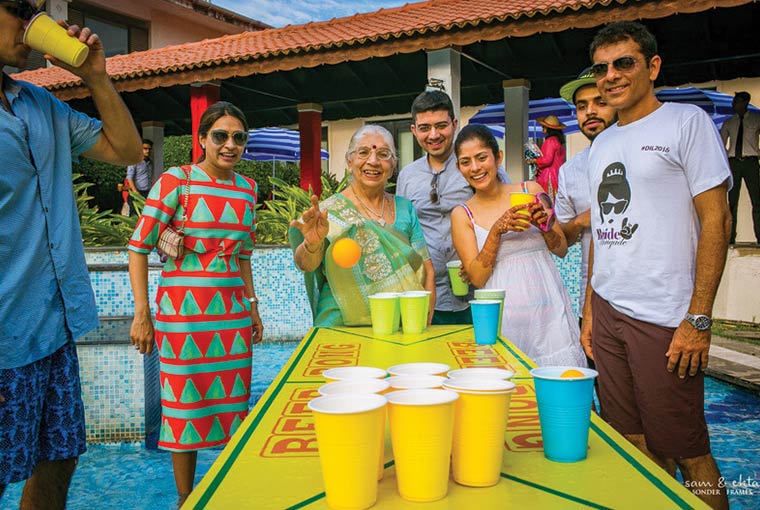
left=289, top=194, right=426, bottom=326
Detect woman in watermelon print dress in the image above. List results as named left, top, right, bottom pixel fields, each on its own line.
left=128, top=101, right=263, bottom=507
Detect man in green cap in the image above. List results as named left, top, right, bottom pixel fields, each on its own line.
left=555, top=67, right=617, bottom=325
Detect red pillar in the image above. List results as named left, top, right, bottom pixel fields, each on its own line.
left=298, top=103, right=323, bottom=197
left=190, top=83, right=221, bottom=162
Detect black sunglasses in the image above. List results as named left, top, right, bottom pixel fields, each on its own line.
left=590, top=56, right=640, bottom=79
left=0, top=0, right=43, bottom=21
left=209, top=129, right=248, bottom=146
left=601, top=199, right=628, bottom=215
left=430, top=172, right=440, bottom=205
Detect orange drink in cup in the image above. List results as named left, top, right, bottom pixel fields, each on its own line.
left=24, top=13, right=89, bottom=67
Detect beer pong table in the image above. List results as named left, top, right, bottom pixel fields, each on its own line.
left=183, top=326, right=708, bottom=510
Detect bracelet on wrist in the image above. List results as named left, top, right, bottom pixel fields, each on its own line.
left=244, top=295, right=259, bottom=305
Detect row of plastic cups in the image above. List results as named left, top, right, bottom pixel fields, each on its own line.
left=311, top=366, right=517, bottom=508
left=322, top=364, right=515, bottom=384
left=368, top=291, right=431, bottom=335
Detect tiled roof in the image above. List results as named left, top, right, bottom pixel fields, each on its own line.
left=13, top=0, right=611, bottom=90
left=14, top=0, right=735, bottom=94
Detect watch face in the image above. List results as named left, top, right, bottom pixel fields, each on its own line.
left=695, top=316, right=712, bottom=331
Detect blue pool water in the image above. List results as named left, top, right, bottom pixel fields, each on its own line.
left=3, top=342, right=759, bottom=510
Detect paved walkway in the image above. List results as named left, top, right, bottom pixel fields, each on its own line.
left=707, top=335, right=760, bottom=393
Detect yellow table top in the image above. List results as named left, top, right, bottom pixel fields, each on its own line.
left=184, top=325, right=708, bottom=510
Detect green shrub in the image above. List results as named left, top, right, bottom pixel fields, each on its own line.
left=255, top=174, right=349, bottom=245
left=74, top=173, right=140, bottom=247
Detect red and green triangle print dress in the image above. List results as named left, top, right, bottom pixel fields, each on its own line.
left=128, top=165, right=257, bottom=452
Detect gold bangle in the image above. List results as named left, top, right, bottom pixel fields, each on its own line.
left=303, top=240, right=323, bottom=254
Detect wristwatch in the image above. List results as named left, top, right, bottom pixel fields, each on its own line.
left=245, top=296, right=259, bottom=305
left=684, top=312, right=712, bottom=331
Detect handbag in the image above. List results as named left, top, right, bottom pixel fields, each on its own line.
left=156, top=166, right=191, bottom=258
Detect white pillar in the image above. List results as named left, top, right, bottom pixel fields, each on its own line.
left=141, top=122, right=165, bottom=184
left=503, top=79, right=531, bottom=183
left=427, top=48, right=461, bottom=121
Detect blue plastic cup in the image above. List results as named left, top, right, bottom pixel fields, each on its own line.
left=469, top=300, right=501, bottom=345
left=530, top=366, right=599, bottom=462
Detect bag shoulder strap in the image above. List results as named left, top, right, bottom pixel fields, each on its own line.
left=178, top=165, right=192, bottom=234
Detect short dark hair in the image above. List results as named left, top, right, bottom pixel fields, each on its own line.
left=735, top=91, right=751, bottom=102
left=454, top=124, right=500, bottom=161
left=142, top=138, right=154, bottom=146
left=411, top=90, right=455, bottom=122
left=590, top=21, right=658, bottom=63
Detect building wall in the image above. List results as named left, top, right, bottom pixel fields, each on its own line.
left=78, top=0, right=256, bottom=50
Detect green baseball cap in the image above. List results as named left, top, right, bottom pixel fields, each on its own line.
left=559, top=67, right=597, bottom=104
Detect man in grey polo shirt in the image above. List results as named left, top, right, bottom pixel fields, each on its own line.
left=125, top=138, right=153, bottom=215
left=397, top=90, right=508, bottom=324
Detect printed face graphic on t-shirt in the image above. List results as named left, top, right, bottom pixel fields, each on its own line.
left=596, top=162, right=638, bottom=244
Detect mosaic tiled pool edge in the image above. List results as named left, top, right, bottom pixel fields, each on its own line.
left=79, top=244, right=582, bottom=443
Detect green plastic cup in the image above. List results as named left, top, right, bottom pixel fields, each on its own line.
left=474, top=289, right=506, bottom=336
left=399, top=292, right=428, bottom=334
left=447, top=260, right=469, bottom=296
left=369, top=293, right=401, bottom=336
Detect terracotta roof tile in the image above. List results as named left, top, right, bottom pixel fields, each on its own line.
left=13, top=0, right=606, bottom=89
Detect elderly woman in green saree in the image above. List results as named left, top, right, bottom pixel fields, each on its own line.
left=289, top=125, right=436, bottom=327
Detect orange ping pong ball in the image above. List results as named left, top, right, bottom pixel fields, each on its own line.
left=560, top=369, right=585, bottom=378
left=332, top=238, right=361, bottom=268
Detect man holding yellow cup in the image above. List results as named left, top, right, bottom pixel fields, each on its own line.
left=0, top=1, right=142, bottom=507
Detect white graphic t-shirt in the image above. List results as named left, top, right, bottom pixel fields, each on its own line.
left=555, top=147, right=592, bottom=315
left=587, top=102, right=731, bottom=327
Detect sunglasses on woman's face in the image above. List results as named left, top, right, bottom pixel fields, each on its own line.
left=209, top=129, right=248, bottom=146
left=590, top=56, right=640, bottom=78
left=1, top=0, right=43, bottom=21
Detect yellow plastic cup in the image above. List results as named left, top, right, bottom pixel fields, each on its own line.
left=368, top=293, right=400, bottom=336
left=446, top=260, right=469, bottom=296
left=386, top=375, right=446, bottom=390
left=317, top=378, right=391, bottom=480
left=447, top=367, right=514, bottom=381
left=322, top=366, right=387, bottom=383
left=509, top=192, right=534, bottom=231
left=387, top=362, right=450, bottom=377
left=399, top=292, right=428, bottom=334
left=23, top=13, right=90, bottom=67
left=387, top=389, right=459, bottom=502
left=308, top=394, right=387, bottom=509
left=442, top=378, right=516, bottom=487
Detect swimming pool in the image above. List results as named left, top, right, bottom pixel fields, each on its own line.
left=3, top=342, right=758, bottom=510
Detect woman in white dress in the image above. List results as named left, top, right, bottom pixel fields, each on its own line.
left=450, top=124, right=585, bottom=367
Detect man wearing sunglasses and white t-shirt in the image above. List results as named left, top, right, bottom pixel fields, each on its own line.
left=0, top=1, right=141, bottom=507
left=581, top=21, right=731, bottom=510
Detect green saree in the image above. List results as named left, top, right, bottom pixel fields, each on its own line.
left=288, top=193, right=430, bottom=326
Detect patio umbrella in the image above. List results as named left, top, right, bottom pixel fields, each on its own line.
left=242, top=127, right=329, bottom=163
left=469, top=98, right=579, bottom=137
left=242, top=127, right=330, bottom=191
left=654, top=87, right=760, bottom=126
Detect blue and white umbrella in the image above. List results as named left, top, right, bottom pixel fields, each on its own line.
left=654, top=87, right=759, bottom=127
left=469, top=98, right=579, bottom=137
left=243, top=127, right=329, bottom=163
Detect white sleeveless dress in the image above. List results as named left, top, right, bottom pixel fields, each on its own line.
left=461, top=203, right=586, bottom=367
